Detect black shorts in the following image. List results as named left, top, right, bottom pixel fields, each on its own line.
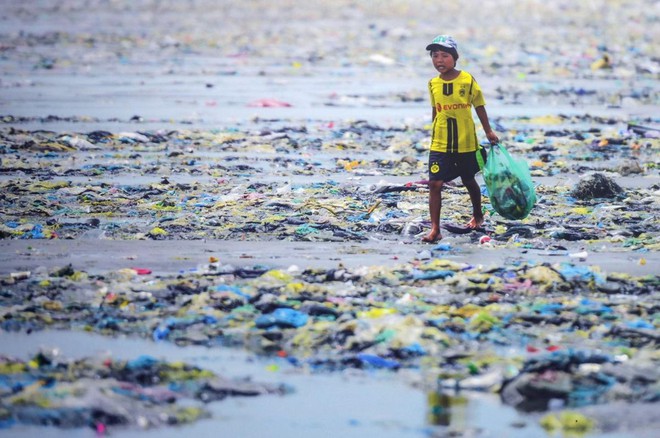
left=428, top=149, right=486, bottom=182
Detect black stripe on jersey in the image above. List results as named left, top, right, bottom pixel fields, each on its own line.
left=443, top=83, right=453, bottom=96
left=447, top=117, right=458, bottom=152
left=430, top=117, right=438, bottom=148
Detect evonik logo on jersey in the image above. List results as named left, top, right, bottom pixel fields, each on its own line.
left=436, top=103, right=471, bottom=112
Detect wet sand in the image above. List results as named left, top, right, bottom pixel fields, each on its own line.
left=0, top=238, right=656, bottom=278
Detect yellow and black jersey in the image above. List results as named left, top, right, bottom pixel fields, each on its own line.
left=428, top=71, right=486, bottom=153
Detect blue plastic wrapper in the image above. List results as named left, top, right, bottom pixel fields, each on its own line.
left=255, top=308, right=309, bottom=329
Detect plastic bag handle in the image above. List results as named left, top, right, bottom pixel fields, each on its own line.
left=476, top=143, right=500, bottom=171
left=476, top=145, right=485, bottom=171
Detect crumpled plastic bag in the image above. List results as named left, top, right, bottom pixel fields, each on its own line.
left=479, top=144, right=536, bottom=220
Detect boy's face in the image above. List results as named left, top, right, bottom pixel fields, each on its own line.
left=431, top=50, right=455, bottom=73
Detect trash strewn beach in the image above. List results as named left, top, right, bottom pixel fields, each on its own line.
left=1, top=0, right=658, bottom=437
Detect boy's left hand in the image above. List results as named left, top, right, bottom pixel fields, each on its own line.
left=486, top=131, right=499, bottom=144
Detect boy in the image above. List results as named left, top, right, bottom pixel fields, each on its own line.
left=422, top=35, right=499, bottom=243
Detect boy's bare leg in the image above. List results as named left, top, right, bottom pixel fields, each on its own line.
left=462, top=176, right=484, bottom=229
left=423, top=180, right=443, bottom=242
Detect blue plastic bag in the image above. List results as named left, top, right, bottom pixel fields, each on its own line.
left=255, top=308, right=309, bottom=329
left=477, top=144, right=536, bottom=220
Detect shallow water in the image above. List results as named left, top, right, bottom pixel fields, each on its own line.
left=10, top=331, right=623, bottom=438
left=2, top=330, right=653, bottom=438
left=0, top=330, right=561, bottom=438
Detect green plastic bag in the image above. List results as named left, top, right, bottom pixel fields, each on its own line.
left=476, top=144, right=536, bottom=220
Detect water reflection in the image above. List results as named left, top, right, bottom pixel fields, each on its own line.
left=427, top=389, right=468, bottom=428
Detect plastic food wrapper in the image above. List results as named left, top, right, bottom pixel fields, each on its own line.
left=478, top=144, right=536, bottom=220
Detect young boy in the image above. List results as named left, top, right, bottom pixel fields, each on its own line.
left=422, top=35, right=499, bottom=243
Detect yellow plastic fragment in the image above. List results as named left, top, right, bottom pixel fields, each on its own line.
left=265, top=270, right=293, bottom=282
left=42, top=301, right=63, bottom=311
left=525, top=265, right=562, bottom=285
left=285, top=282, right=305, bottom=294
left=540, top=411, right=595, bottom=433
left=570, top=207, right=590, bottom=215
left=357, top=308, right=396, bottom=319
left=27, top=181, right=71, bottom=192
left=590, top=54, right=611, bottom=70
left=0, top=362, right=27, bottom=374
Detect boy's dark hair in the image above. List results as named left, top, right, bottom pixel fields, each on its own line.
left=429, top=46, right=458, bottom=61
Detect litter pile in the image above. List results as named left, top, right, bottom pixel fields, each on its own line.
left=571, top=173, right=625, bottom=200
left=1, top=257, right=658, bottom=428
left=1, top=97, right=658, bottom=438
left=0, top=118, right=658, bottom=254
left=0, top=350, right=286, bottom=431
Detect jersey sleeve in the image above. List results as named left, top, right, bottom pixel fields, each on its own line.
left=470, top=78, right=486, bottom=107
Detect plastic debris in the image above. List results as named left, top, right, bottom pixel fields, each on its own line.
left=0, top=257, right=656, bottom=423
left=0, top=351, right=287, bottom=431
left=255, top=308, right=309, bottom=329
left=571, top=173, right=625, bottom=200
left=0, top=121, right=656, bottom=252
left=540, top=411, right=595, bottom=433
left=247, top=99, right=292, bottom=108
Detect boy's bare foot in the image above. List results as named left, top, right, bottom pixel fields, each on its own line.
left=422, top=229, right=442, bottom=243
left=466, top=216, right=484, bottom=229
